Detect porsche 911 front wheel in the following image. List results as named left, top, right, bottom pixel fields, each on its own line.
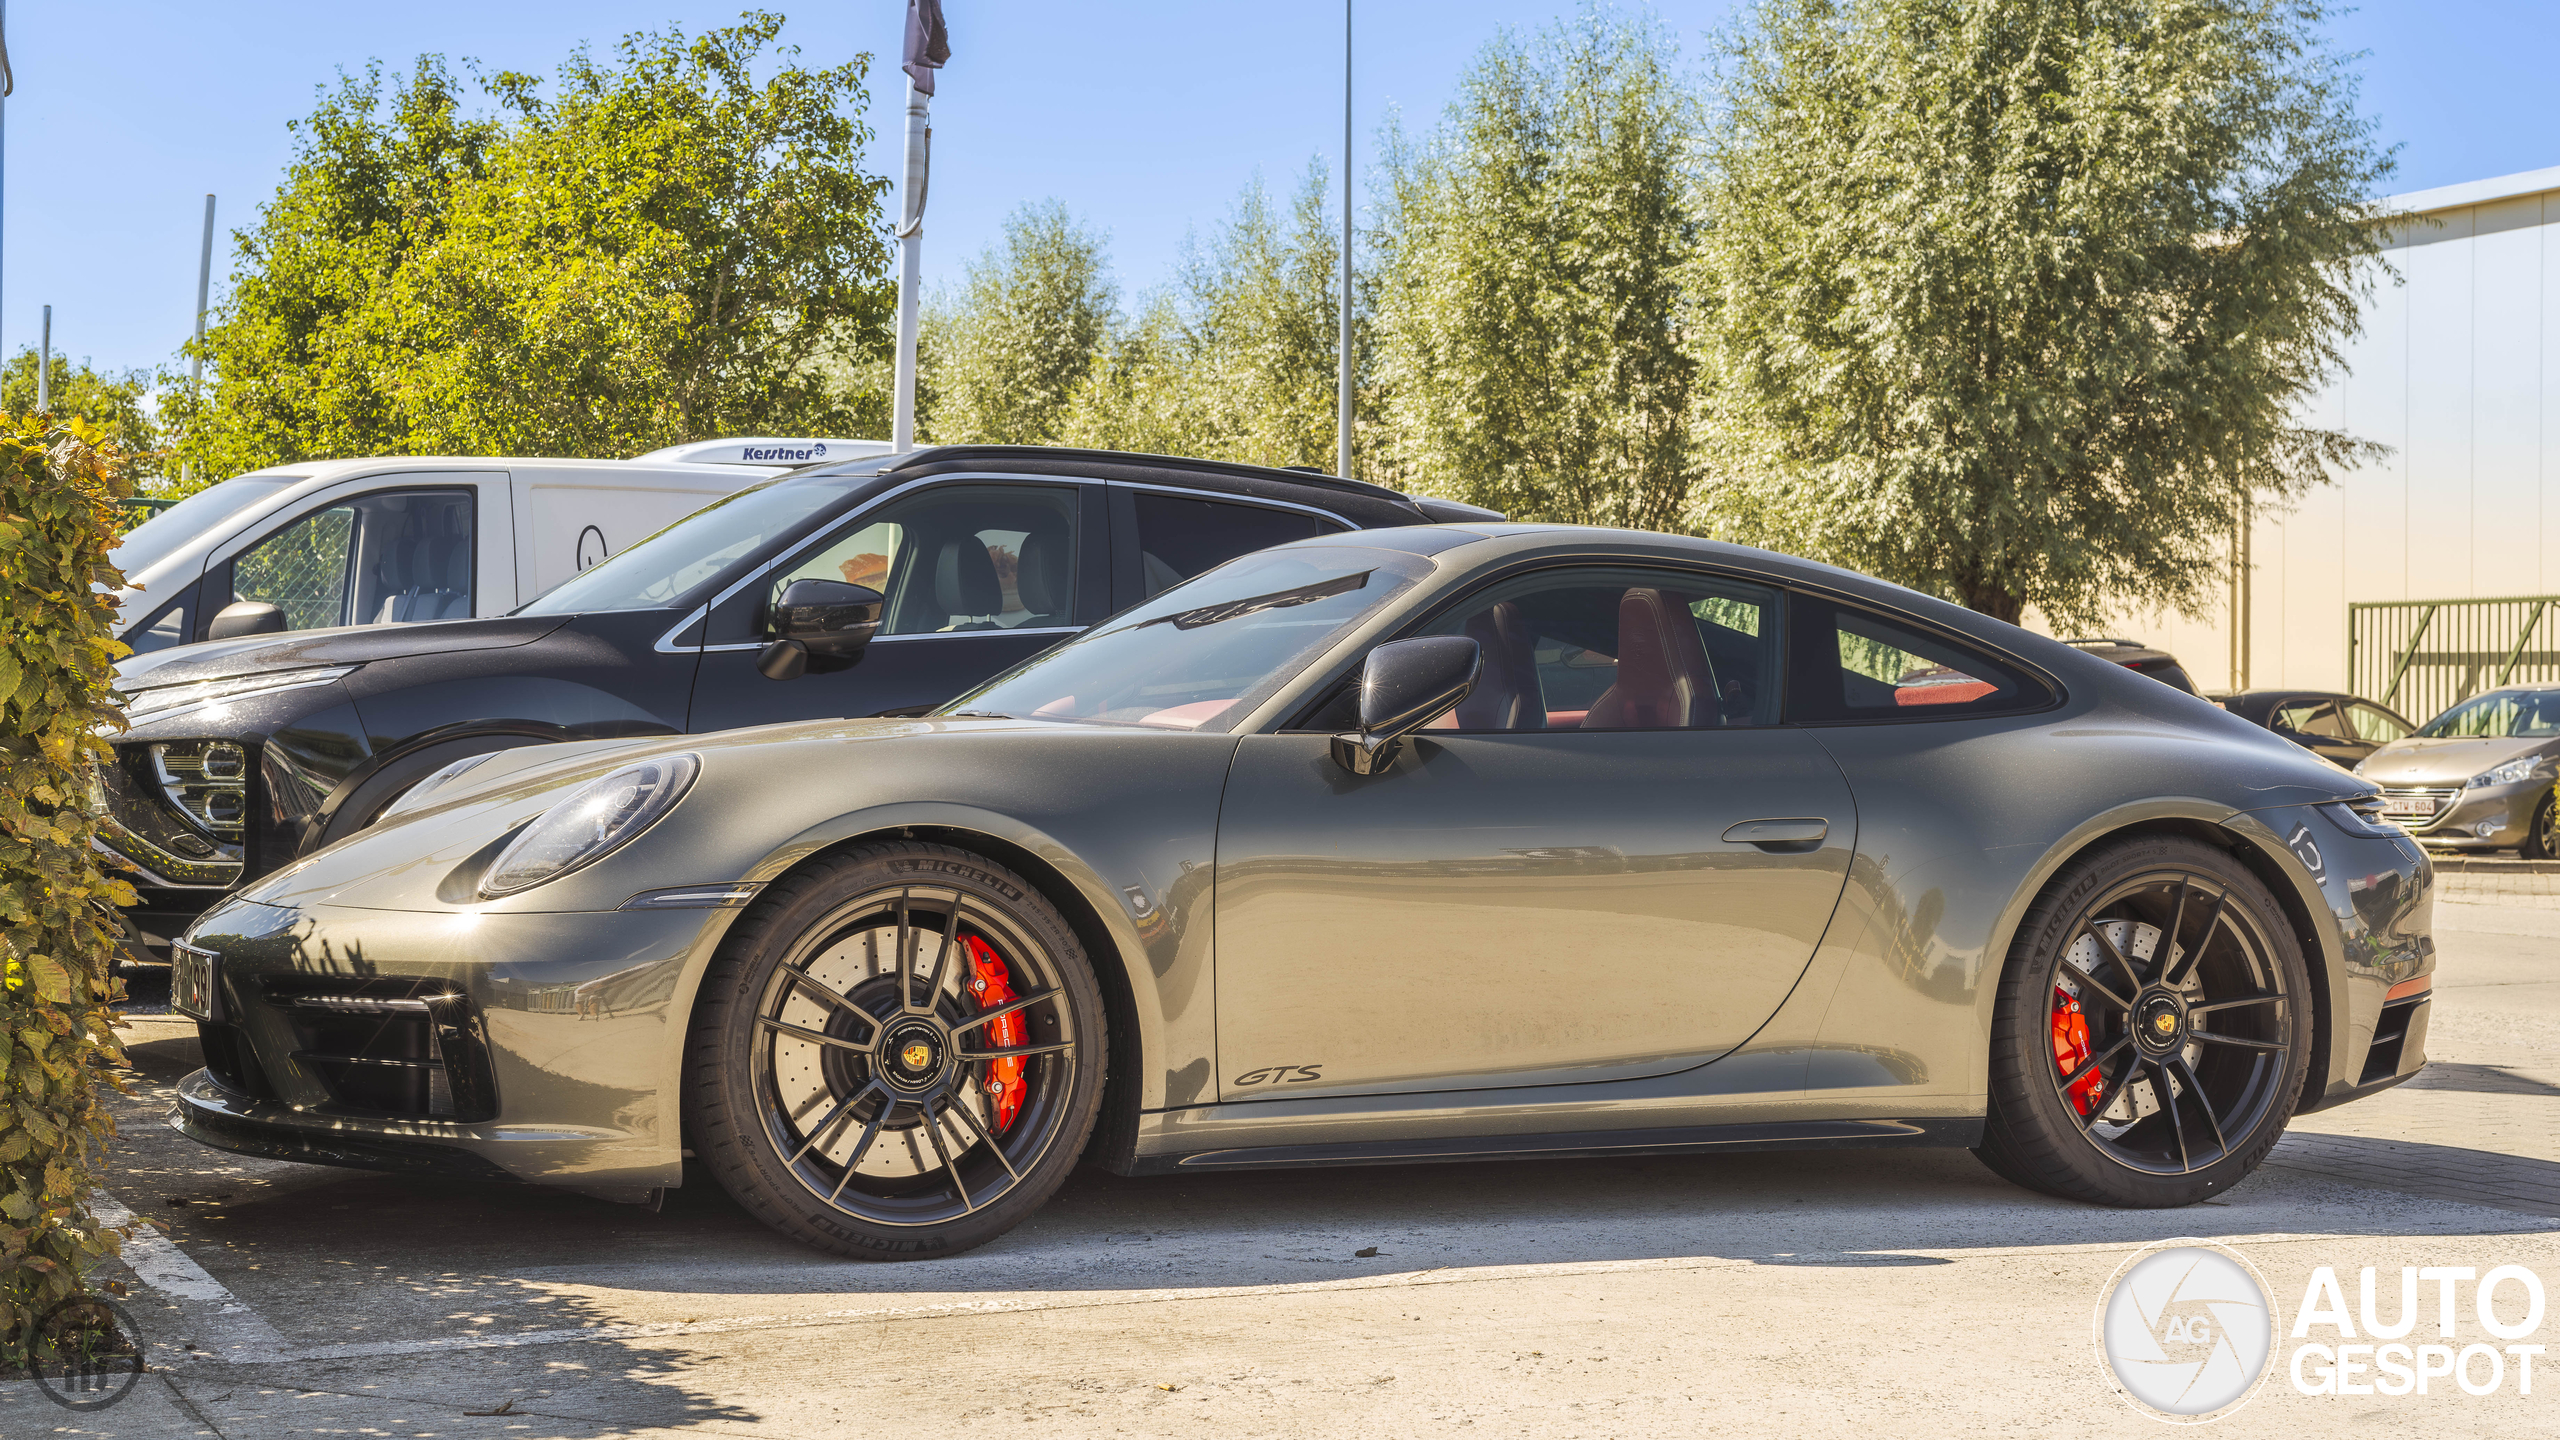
left=684, top=843, right=1107, bottom=1259
left=1977, top=835, right=2312, bottom=1207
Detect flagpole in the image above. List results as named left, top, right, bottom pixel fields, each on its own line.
left=892, top=78, right=927, bottom=452
left=1336, top=0, right=1353, bottom=480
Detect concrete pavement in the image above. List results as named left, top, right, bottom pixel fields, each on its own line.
left=6, top=875, right=2553, bottom=1439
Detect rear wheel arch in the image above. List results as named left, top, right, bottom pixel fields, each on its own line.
left=1992, top=814, right=2336, bottom=1116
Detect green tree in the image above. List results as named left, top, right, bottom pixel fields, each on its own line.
left=0, top=353, right=162, bottom=473
left=1690, top=0, right=2391, bottom=627
left=1371, top=13, right=1698, bottom=528
left=926, top=201, right=1115, bottom=445
left=169, top=55, right=499, bottom=483
left=177, top=12, right=893, bottom=482
left=1064, top=165, right=1361, bottom=470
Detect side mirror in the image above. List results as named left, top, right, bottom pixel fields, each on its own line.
left=756, top=579, right=884, bottom=681
left=1330, top=636, right=1481, bottom=776
left=206, top=601, right=287, bottom=641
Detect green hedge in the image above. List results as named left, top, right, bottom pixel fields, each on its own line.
left=0, top=417, right=136, bottom=1359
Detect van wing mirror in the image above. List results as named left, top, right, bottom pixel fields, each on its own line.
left=206, top=601, right=288, bottom=641
left=757, top=579, right=884, bottom=681
left=1330, top=636, right=1481, bottom=776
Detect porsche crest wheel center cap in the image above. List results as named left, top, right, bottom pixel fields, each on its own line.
left=882, top=1023, right=946, bottom=1085
left=2135, top=993, right=2186, bottom=1052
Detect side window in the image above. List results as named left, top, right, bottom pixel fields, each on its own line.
left=2274, top=700, right=2351, bottom=739
left=2348, top=703, right=2410, bottom=743
left=1785, top=598, right=2051, bottom=722
left=230, top=489, right=474, bottom=632
left=775, top=485, right=1078, bottom=638
left=1416, top=567, right=1784, bottom=731
left=233, top=505, right=352, bottom=631
left=1132, top=492, right=1339, bottom=599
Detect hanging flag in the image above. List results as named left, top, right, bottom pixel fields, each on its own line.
left=903, top=0, right=950, bottom=96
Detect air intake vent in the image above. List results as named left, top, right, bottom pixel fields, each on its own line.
left=266, top=978, right=499, bottom=1122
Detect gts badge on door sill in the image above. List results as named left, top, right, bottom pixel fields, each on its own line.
left=1233, top=1064, right=1324, bottom=1087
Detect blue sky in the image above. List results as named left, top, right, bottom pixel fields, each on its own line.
left=6, top=1, right=2553, bottom=381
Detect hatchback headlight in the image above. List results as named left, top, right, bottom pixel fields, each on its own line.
left=478, top=754, right=699, bottom=898
left=2468, top=756, right=2550, bottom=789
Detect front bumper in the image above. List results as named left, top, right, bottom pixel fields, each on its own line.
left=2260, top=805, right=2436, bottom=1115
left=169, top=893, right=740, bottom=1197
left=2394, top=780, right=2547, bottom=849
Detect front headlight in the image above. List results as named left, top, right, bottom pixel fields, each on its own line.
left=2468, top=755, right=2549, bottom=789
left=478, top=754, right=699, bottom=898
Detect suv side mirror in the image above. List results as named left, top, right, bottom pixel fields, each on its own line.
left=757, top=579, right=884, bottom=681
left=206, top=601, right=288, bottom=641
left=1330, top=636, right=1481, bottom=776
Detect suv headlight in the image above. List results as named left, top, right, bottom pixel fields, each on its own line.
left=123, top=666, right=357, bottom=725
left=2468, top=756, right=2550, bottom=789
left=479, top=754, right=699, bottom=898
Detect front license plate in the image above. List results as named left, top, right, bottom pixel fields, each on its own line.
left=171, top=942, right=221, bottom=1022
left=2379, top=795, right=2439, bottom=818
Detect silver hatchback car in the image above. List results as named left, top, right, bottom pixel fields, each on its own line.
left=2356, top=686, right=2560, bottom=857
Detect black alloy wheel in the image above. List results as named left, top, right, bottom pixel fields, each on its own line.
left=1977, top=834, right=2312, bottom=1207
left=686, top=842, right=1106, bottom=1258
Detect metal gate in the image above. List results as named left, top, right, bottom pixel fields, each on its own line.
left=2349, top=595, right=2560, bottom=724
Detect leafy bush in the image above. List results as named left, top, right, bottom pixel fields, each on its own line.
left=0, top=418, right=135, bottom=1360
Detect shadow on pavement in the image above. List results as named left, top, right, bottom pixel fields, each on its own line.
left=2402, top=1061, right=2560, bottom=1098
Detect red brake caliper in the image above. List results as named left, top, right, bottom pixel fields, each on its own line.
left=2051, top=983, right=2104, bottom=1117
left=963, top=936, right=1026, bottom=1131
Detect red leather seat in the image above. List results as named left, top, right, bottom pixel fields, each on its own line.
left=1452, top=601, right=1543, bottom=730
left=1581, top=587, right=1719, bottom=729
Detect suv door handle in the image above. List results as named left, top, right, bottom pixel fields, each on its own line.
left=1722, top=818, right=1829, bottom=849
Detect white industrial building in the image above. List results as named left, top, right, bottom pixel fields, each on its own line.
left=2087, top=164, right=2560, bottom=724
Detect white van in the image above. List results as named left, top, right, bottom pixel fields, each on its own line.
left=110, top=441, right=892, bottom=654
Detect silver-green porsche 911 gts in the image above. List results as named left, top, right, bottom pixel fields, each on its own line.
left=168, top=524, right=2434, bottom=1259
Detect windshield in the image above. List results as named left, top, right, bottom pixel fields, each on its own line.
left=109, top=473, right=303, bottom=578
left=945, top=544, right=1438, bottom=733
left=2416, top=690, right=2560, bottom=739
left=515, top=473, right=867, bottom=615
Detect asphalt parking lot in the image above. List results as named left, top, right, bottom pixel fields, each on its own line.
left=6, top=866, right=2556, bottom=1439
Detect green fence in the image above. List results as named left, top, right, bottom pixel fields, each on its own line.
left=2350, top=595, right=2560, bottom=725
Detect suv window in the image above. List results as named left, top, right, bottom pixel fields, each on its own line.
left=229, top=489, right=474, bottom=633
left=774, top=485, right=1080, bottom=637
left=1133, top=492, right=1339, bottom=599
left=1414, top=567, right=1783, bottom=730
left=1785, top=597, right=2051, bottom=722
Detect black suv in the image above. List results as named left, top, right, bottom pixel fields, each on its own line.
left=104, top=446, right=1499, bottom=951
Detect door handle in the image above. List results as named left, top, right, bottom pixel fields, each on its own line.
left=1721, top=818, right=1828, bottom=849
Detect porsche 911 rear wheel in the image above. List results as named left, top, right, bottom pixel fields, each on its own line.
left=1976, top=835, right=2311, bottom=1207
left=684, top=843, right=1106, bottom=1259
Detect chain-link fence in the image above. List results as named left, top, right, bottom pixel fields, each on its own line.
left=231, top=506, right=353, bottom=631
